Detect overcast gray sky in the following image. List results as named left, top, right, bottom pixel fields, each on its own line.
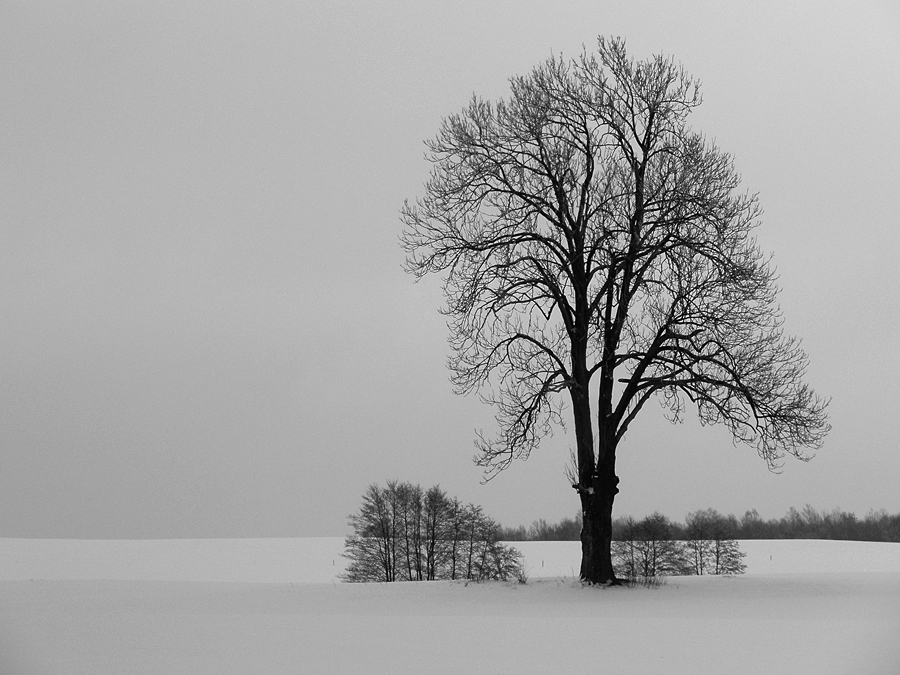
left=1, top=1, right=898, bottom=538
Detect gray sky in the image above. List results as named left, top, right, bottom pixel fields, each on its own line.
left=1, top=1, right=898, bottom=538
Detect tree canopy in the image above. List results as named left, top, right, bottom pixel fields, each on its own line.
left=401, top=37, right=829, bottom=584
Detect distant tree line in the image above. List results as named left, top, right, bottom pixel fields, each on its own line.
left=499, top=515, right=583, bottom=542
left=342, top=481, right=523, bottom=583
left=733, top=506, right=900, bottom=541
left=500, top=505, right=900, bottom=543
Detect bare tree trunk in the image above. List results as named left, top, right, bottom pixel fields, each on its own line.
left=579, top=448, right=619, bottom=584
left=573, top=340, right=620, bottom=585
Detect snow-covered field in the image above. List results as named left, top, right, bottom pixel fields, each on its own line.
left=1, top=538, right=898, bottom=674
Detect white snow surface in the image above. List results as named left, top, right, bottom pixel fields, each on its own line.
left=1, top=538, right=898, bottom=674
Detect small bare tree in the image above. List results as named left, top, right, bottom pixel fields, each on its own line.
left=402, top=36, right=829, bottom=584
left=612, top=513, right=689, bottom=580
left=343, top=482, right=399, bottom=582
left=685, top=508, right=746, bottom=575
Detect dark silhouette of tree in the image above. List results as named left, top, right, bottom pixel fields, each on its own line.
left=343, top=482, right=399, bottom=582
left=612, top=513, right=690, bottom=580
left=497, top=523, right=530, bottom=541
left=684, top=508, right=746, bottom=575
left=684, top=509, right=715, bottom=575
left=739, top=509, right=769, bottom=539
left=342, top=481, right=523, bottom=583
left=401, top=36, right=830, bottom=584
left=529, top=515, right=582, bottom=541
left=611, top=515, right=641, bottom=579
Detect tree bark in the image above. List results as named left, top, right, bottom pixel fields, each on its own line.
left=579, top=449, right=619, bottom=584
left=578, top=309, right=622, bottom=584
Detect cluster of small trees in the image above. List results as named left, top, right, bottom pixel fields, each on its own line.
left=612, top=511, right=746, bottom=579
left=342, top=481, right=523, bottom=583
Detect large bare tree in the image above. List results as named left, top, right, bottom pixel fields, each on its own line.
left=401, top=37, right=829, bottom=584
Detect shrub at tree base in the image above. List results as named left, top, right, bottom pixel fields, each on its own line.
left=683, top=509, right=747, bottom=576
left=342, top=481, right=524, bottom=583
left=611, top=511, right=746, bottom=581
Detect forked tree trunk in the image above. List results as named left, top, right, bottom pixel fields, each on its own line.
left=570, top=363, right=620, bottom=584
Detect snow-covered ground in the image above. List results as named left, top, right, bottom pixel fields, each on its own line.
left=1, top=538, right=898, bottom=674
